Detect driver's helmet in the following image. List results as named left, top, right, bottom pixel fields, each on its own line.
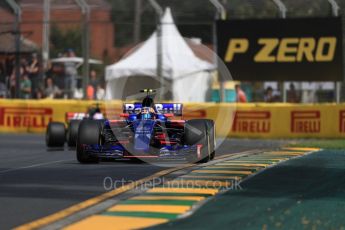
left=141, top=107, right=152, bottom=120
left=142, top=97, right=154, bottom=108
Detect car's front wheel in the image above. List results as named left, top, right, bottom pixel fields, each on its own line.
left=76, top=120, right=101, bottom=163
left=184, top=119, right=214, bottom=163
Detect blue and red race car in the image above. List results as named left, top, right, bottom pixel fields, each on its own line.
left=76, top=89, right=216, bottom=164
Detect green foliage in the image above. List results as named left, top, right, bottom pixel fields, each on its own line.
left=289, top=139, right=345, bottom=150
left=50, top=25, right=82, bottom=58
left=0, top=1, right=12, bottom=12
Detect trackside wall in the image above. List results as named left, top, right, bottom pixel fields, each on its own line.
left=0, top=99, right=343, bottom=138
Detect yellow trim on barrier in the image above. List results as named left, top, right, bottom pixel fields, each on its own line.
left=228, top=159, right=282, bottom=163
left=165, top=180, right=231, bottom=187
left=192, top=170, right=252, bottom=175
left=64, top=215, right=169, bottom=230
left=108, top=205, right=191, bottom=214
left=204, top=165, right=262, bottom=170
left=216, top=163, right=269, bottom=167
left=283, top=147, right=321, bottom=151
left=147, top=187, right=219, bottom=195
left=262, top=151, right=304, bottom=156
left=180, top=175, right=241, bottom=180
left=130, top=196, right=206, bottom=201
left=247, top=158, right=289, bottom=161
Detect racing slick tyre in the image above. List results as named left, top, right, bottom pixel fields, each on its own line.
left=67, top=120, right=82, bottom=147
left=184, top=119, right=213, bottom=163
left=46, top=122, right=65, bottom=147
left=76, top=120, right=101, bottom=163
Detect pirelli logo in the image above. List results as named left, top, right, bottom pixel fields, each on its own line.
left=0, top=107, right=52, bottom=128
left=232, top=111, right=271, bottom=133
left=291, top=111, right=320, bottom=133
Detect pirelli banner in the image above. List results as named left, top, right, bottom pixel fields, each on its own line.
left=223, top=104, right=344, bottom=138
left=0, top=100, right=122, bottom=133
left=1, top=99, right=345, bottom=138
left=217, top=17, right=343, bottom=81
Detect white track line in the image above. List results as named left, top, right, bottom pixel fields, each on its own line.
left=0, top=160, right=70, bottom=174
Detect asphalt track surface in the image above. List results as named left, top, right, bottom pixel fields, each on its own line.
left=0, top=134, right=290, bottom=229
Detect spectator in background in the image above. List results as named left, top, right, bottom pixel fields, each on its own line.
left=36, top=88, right=44, bottom=99
left=0, top=63, right=6, bottom=98
left=287, top=83, right=300, bottom=103
left=20, top=72, right=32, bottom=99
left=5, top=56, right=14, bottom=78
left=235, top=84, right=247, bottom=103
left=89, top=70, right=99, bottom=99
left=90, top=70, right=99, bottom=88
left=264, top=86, right=275, bottom=102
left=26, top=53, right=41, bottom=98
left=96, top=84, right=105, bottom=100
left=87, top=84, right=94, bottom=100
left=64, top=49, right=78, bottom=98
left=9, top=69, right=16, bottom=98
left=46, top=61, right=65, bottom=92
left=73, top=88, right=83, bottom=99
left=0, top=62, right=5, bottom=84
left=44, top=77, right=61, bottom=99
left=73, top=78, right=83, bottom=99
left=0, top=81, right=6, bottom=98
left=9, top=65, right=26, bottom=98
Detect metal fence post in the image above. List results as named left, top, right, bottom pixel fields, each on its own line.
left=42, top=0, right=50, bottom=71
left=148, top=0, right=164, bottom=100
left=5, top=0, right=21, bottom=98
left=209, top=0, right=226, bottom=102
left=271, top=0, right=287, bottom=102
left=75, top=0, right=90, bottom=100
left=327, top=0, right=341, bottom=103
left=272, top=0, right=287, bottom=19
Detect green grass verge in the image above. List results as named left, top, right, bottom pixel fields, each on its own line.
left=288, top=139, right=345, bottom=149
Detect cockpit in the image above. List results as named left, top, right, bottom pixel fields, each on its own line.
left=140, top=107, right=155, bottom=120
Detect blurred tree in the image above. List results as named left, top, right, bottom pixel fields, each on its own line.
left=106, top=0, right=341, bottom=47
left=107, top=0, right=136, bottom=46
left=107, top=0, right=215, bottom=46
left=50, top=25, right=82, bottom=58
left=0, top=1, right=12, bottom=12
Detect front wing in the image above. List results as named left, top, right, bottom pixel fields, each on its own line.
left=81, top=143, right=202, bottom=161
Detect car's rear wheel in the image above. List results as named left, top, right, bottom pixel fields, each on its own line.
left=184, top=119, right=213, bottom=163
left=76, top=120, right=101, bottom=163
left=67, top=120, right=81, bottom=147
left=46, top=122, right=65, bottom=147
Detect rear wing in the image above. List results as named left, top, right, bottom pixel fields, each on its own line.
left=65, top=112, right=87, bottom=122
left=123, top=103, right=183, bottom=116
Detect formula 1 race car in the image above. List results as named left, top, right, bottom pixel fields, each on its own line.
left=46, top=105, right=104, bottom=148
left=76, top=89, right=216, bottom=163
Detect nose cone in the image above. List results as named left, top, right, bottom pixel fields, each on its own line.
left=133, top=120, right=155, bottom=152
